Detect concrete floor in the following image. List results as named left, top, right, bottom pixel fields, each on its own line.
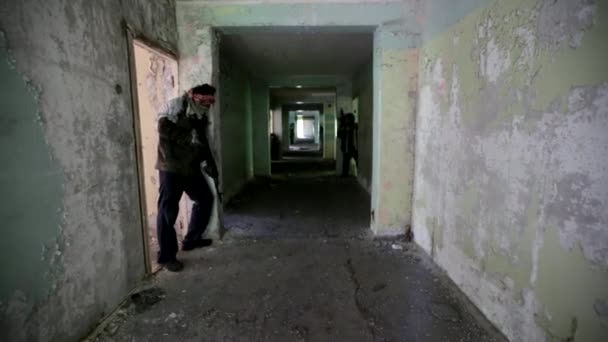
left=88, top=172, right=507, bottom=342
left=224, top=175, right=368, bottom=239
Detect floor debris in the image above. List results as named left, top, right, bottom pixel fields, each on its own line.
left=87, top=174, right=506, bottom=342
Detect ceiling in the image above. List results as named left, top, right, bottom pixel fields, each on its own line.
left=270, top=88, right=335, bottom=97
left=220, top=29, right=373, bottom=80
left=269, top=87, right=336, bottom=106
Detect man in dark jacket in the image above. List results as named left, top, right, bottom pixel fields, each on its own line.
left=338, top=111, right=358, bottom=177
left=155, top=83, right=218, bottom=272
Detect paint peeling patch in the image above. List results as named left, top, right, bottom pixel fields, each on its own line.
left=514, top=27, right=536, bottom=67
left=482, top=38, right=510, bottom=83
left=0, top=24, right=65, bottom=332
left=0, top=30, right=18, bottom=71
left=416, top=0, right=608, bottom=341
left=545, top=83, right=608, bottom=266
left=431, top=58, right=447, bottom=97
left=538, top=0, right=597, bottom=50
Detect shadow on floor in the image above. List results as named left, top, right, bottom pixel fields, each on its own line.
left=271, top=157, right=335, bottom=176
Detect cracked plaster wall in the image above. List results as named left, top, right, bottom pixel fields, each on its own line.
left=0, top=1, right=177, bottom=341
left=413, top=0, right=608, bottom=341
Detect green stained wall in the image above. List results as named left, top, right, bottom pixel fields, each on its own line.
left=0, top=1, right=178, bottom=341
left=219, top=54, right=254, bottom=200
left=413, top=0, right=608, bottom=341
left=245, top=78, right=254, bottom=179
left=420, top=0, right=493, bottom=43
left=323, top=101, right=336, bottom=160
left=251, top=80, right=270, bottom=176
left=0, top=33, right=63, bottom=306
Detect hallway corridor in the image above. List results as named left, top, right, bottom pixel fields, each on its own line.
left=90, top=175, right=506, bottom=342
left=3, top=1, right=608, bottom=341
left=225, top=171, right=367, bottom=239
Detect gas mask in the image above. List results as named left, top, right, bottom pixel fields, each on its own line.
left=187, top=97, right=210, bottom=119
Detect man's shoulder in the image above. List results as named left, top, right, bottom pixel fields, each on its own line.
left=158, top=95, right=187, bottom=123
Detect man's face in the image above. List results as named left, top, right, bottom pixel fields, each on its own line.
left=189, top=91, right=215, bottom=107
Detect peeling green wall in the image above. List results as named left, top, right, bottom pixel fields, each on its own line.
left=420, top=0, right=493, bottom=43
left=323, top=101, right=336, bottom=160
left=413, top=0, right=608, bottom=341
left=0, top=32, right=63, bottom=306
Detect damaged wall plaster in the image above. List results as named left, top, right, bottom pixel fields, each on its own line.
left=413, top=0, right=608, bottom=341
left=0, top=0, right=177, bottom=341
left=371, top=42, right=418, bottom=236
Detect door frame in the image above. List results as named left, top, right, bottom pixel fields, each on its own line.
left=125, top=23, right=178, bottom=274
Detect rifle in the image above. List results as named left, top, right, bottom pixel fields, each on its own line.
left=192, top=112, right=223, bottom=203
left=202, top=158, right=222, bottom=203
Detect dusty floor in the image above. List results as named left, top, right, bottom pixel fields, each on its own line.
left=89, top=167, right=507, bottom=342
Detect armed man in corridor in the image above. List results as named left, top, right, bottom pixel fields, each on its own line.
left=155, top=83, right=219, bottom=272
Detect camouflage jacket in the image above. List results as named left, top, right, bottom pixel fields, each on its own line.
left=155, top=95, right=216, bottom=176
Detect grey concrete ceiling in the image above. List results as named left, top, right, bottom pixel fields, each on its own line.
left=270, top=87, right=336, bottom=106
left=220, top=30, right=373, bottom=80
left=270, top=88, right=335, bottom=97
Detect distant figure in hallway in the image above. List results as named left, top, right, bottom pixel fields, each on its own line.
left=155, top=83, right=219, bottom=272
left=320, top=124, right=324, bottom=148
left=289, top=122, right=295, bottom=145
left=338, top=110, right=358, bottom=177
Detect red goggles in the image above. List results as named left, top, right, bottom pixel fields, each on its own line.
left=192, top=94, right=216, bottom=105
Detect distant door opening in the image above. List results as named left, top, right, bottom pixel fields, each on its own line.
left=291, top=110, right=320, bottom=151
left=127, top=36, right=189, bottom=273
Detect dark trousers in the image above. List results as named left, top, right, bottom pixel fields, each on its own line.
left=156, top=170, right=214, bottom=263
left=342, top=152, right=356, bottom=176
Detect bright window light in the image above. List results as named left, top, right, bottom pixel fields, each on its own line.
left=296, top=117, right=305, bottom=139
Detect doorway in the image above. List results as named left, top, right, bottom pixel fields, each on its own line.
left=290, top=110, right=321, bottom=152
left=128, top=37, right=189, bottom=272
